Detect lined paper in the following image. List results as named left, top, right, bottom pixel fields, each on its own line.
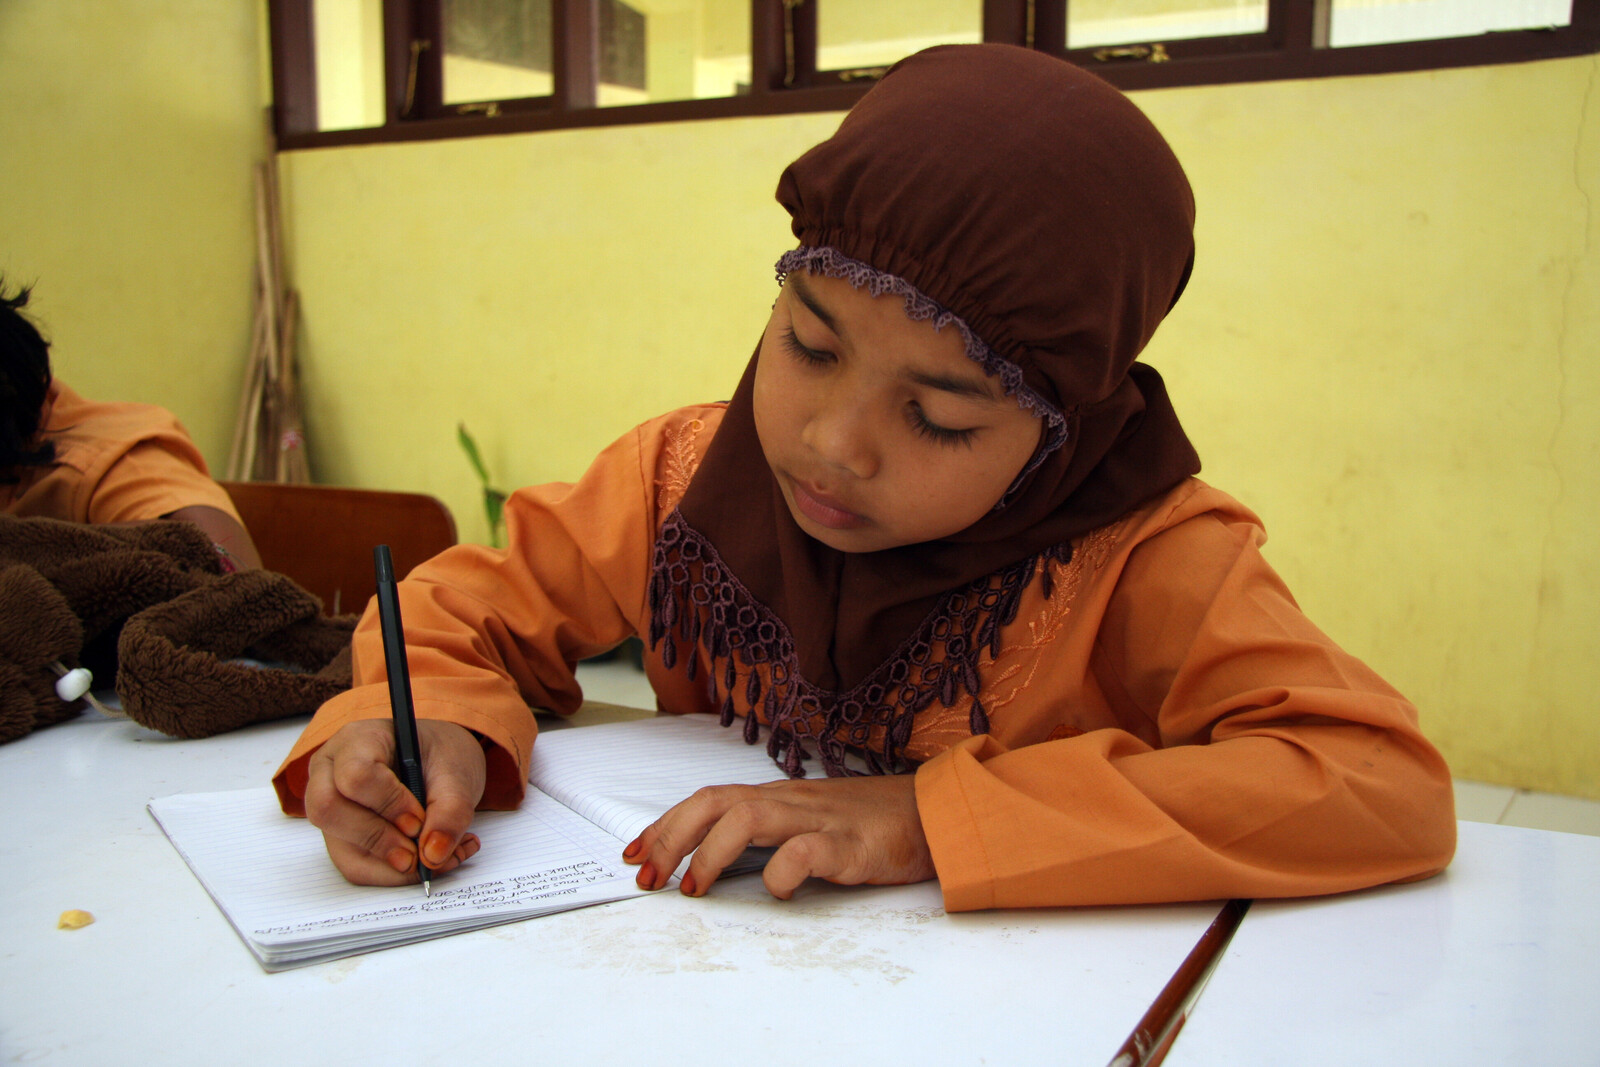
left=150, top=787, right=644, bottom=969
left=528, top=713, right=789, bottom=844
left=150, top=714, right=790, bottom=971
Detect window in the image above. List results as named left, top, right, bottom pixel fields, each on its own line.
left=1066, top=1, right=1269, bottom=50
left=816, top=2, right=983, bottom=75
left=270, top=0, right=1599, bottom=149
left=431, top=0, right=750, bottom=111
left=1326, top=0, right=1575, bottom=48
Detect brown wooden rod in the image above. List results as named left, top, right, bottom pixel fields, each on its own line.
left=1107, top=898, right=1252, bottom=1067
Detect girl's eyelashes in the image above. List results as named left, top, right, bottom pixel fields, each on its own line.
left=781, top=326, right=831, bottom=366
left=909, top=404, right=977, bottom=448
left=781, top=323, right=976, bottom=448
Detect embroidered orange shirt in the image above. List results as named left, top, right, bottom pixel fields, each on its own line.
left=274, top=404, right=1455, bottom=909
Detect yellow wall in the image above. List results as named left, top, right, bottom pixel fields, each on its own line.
left=277, top=112, right=823, bottom=515
left=1135, top=59, right=1600, bottom=799
left=3, top=0, right=1595, bottom=799
left=0, top=0, right=265, bottom=465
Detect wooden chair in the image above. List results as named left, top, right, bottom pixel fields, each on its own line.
left=221, top=481, right=458, bottom=616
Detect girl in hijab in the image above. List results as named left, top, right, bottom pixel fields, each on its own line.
left=275, top=44, right=1455, bottom=910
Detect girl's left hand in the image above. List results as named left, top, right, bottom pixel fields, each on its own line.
left=622, top=773, right=936, bottom=900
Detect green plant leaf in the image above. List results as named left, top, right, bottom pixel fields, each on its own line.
left=484, top=487, right=507, bottom=547
left=459, top=423, right=509, bottom=547
left=457, top=422, right=491, bottom=485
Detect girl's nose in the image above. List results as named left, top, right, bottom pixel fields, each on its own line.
left=803, top=394, right=880, bottom=480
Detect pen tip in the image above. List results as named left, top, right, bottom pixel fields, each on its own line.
left=423, top=878, right=432, bottom=897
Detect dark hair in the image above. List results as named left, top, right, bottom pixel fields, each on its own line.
left=0, top=278, right=56, bottom=480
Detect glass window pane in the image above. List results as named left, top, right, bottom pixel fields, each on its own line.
left=442, top=0, right=554, bottom=106
left=443, top=0, right=750, bottom=110
left=1327, top=0, right=1572, bottom=48
left=1065, top=0, right=1268, bottom=50
left=598, top=0, right=752, bottom=109
left=313, top=0, right=387, bottom=131
left=816, top=1, right=982, bottom=73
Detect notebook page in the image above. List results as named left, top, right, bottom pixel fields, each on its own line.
left=528, top=714, right=790, bottom=846
left=150, top=786, right=646, bottom=967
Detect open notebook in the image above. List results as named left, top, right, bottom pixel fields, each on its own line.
left=149, top=714, right=788, bottom=971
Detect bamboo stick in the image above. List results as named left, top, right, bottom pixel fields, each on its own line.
left=232, top=148, right=310, bottom=484
left=226, top=303, right=268, bottom=480
left=253, top=163, right=281, bottom=390
left=284, top=296, right=310, bottom=483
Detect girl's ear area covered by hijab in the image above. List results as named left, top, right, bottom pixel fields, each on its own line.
left=654, top=44, right=1203, bottom=776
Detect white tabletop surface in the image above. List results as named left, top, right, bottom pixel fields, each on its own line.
left=1170, top=819, right=1600, bottom=1066
left=9, top=706, right=1595, bottom=1065
left=2, top=708, right=1225, bottom=1066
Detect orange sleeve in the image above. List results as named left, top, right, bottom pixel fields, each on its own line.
left=12, top=382, right=242, bottom=525
left=272, top=405, right=724, bottom=815
left=916, top=495, right=1456, bottom=910
left=81, top=437, right=240, bottom=524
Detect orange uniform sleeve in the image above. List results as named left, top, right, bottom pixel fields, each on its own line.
left=80, top=437, right=240, bottom=524
left=3, top=382, right=242, bottom=525
left=916, top=496, right=1456, bottom=910
left=273, top=406, right=722, bottom=815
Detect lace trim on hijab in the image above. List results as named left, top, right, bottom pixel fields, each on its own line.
left=648, top=508, right=1073, bottom=777
left=775, top=246, right=1069, bottom=495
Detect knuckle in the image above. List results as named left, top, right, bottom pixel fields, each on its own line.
left=304, top=799, right=332, bottom=830
left=327, top=843, right=394, bottom=887
left=780, top=832, right=823, bottom=867
left=721, top=799, right=769, bottom=838
left=339, top=757, right=387, bottom=796
left=304, top=787, right=339, bottom=828
left=650, top=821, right=685, bottom=855
left=428, top=781, right=474, bottom=813
left=688, top=784, right=738, bottom=807
left=782, top=831, right=858, bottom=883
left=430, top=809, right=470, bottom=836
left=355, top=820, right=393, bottom=857
left=342, top=765, right=414, bottom=820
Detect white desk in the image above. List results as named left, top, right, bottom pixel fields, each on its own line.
left=1171, top=820, right=1600, bottom=1065
left=2, top=710, right=1222, bottom=1065
left=7, top=709, right=1596, bottom=1066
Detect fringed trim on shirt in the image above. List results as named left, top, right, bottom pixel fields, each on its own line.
left=648, top=508, right=1074, bottom=777
left=775, top=245, right=1069, bottom=498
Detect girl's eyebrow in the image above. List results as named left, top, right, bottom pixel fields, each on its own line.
left=788, top=275, right=844, bottom=338
left=905, top=367, right=1005, bottom=404
left=790, top=273, right=1002, bottom=403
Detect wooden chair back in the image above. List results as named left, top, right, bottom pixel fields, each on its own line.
left=222, top=481, right=457, bottom=616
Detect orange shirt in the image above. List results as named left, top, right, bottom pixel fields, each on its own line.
left=1, top=380, right=240, bottom=524
left=275, top=404, right=1455, bottom=909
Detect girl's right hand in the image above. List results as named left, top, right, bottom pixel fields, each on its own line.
left=304, top=718, right=486, bottom=886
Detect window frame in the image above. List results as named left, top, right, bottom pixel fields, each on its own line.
left=269, top=0, right=1600, bottom=150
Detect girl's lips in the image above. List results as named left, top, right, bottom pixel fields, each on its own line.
left=789, top=479, right=866, bottom=530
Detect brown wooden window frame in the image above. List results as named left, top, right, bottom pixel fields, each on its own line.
left=270, top=0, right=1600, bottom=150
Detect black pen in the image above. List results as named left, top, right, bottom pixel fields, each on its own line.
left=373, top=544, right=432, bottom=896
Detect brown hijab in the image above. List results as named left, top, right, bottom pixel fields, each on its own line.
left=649, top=44, right=1200, bottom=775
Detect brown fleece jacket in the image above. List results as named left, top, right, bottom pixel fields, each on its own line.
left=0, top=513, right=351, bottom=743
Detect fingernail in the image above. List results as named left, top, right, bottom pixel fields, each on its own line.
left=680, top=870, right=698, bottom=897
left=396, top=813, right=422, bottom=838
left=622, top=837, right=642, bottom=861
left=387, top=847, right=414, bottom=873
left=422, top=831, right=452, bottom=867
left=636, top=863, right=656, bottom=890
